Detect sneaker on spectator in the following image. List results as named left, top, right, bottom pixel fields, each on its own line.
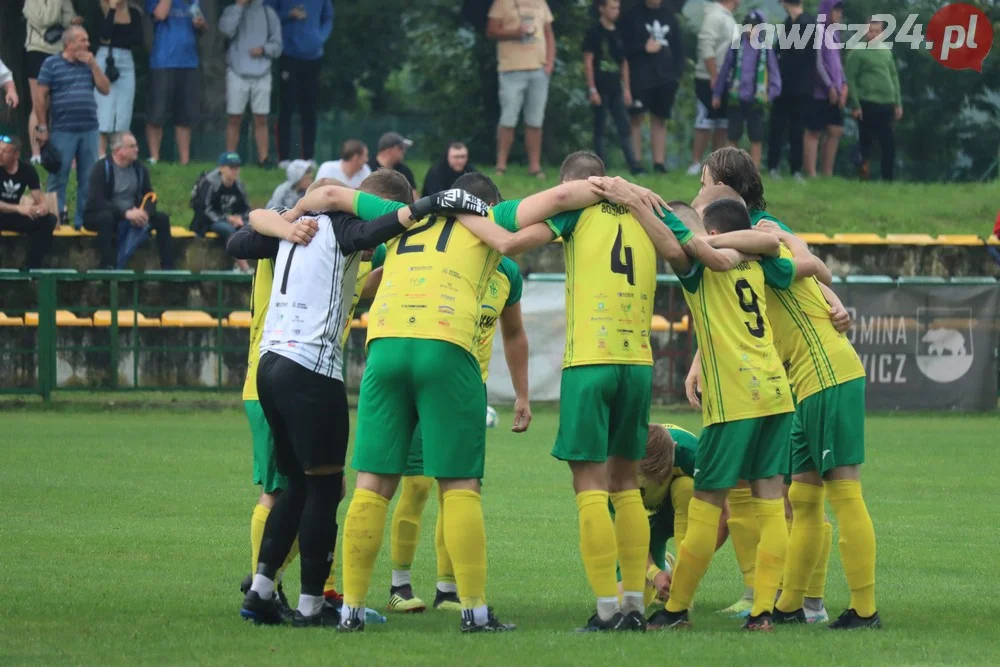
left=685, top=162, right=702, bottom=176
left=147, top=157, right=158, bottom=166
left=278, top=160, right=291, bottom=170
left=793, top=172, right=806, bottom=184
left=30, top=155, right=41, bottom=166
left=768, top=168, right=781, bottom=179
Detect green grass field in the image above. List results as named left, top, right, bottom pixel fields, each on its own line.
left=3, top=407, right=999, bottom=665
left=52, top=161, right=1000, bottom=237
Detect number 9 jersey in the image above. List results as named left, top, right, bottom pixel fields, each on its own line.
left=679, top=257, right=796, bottom=426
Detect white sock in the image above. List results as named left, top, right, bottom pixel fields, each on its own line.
left=340, top=604, right=365, bottom=625
left=596, top=596, right=621, bottom=621
left=250, top=574, right=275, bottom=600
left=298, top=593, right=324, bottom=617
left=473, top=604, right=489, bottom=625
left=437, top=581, right=458, bottom=594
left=804, top=597, right=825, bottom=612
left=622, top=592, right=644, bottom=615
left=391, top=569, right=411, bottom=588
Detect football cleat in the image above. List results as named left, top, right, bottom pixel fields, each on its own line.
left=576, top=612, right=626, bottom=632
left=742, top=612, right=774, bottom=631
left=646, top=609, right=691, bottom=630
left=773, top=607, right=807, bottom=625
left=274, top=585, right=294, bottom=621
left=292, top=601, right=341, bottom=628
left=387, top=585, right=427, bottom=613
left=460, top=608, right=516, bottom=633
left=433, top=589, right=462, bottom=612
left=828, top=608, right=882, bottom=630
left=240, top=591, right=284, bottom=626
left=622, top=611, right=647, bottom=632
left=239, top=574, right=252, bottom=595
left=718, top=597, right=753, bottom=619
left=337, top=607, right=366, bottom=633
left=804, top=605, right=829, bottom=624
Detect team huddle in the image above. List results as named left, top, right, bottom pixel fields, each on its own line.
left=228, top=145, right=880, bottom=633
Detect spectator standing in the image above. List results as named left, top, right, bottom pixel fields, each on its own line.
left=35, top=26, right=110, bottom=230
left=266, top=159, right=314, bottom=209
left=95, top=0, right=142, bottom=159
left=368, top=132, right=418, bottom=200
left=220, top=0, right=282, bottom=167
left=421, top=141, right=475, bottom=196
left=0, top=136, right=57, bottom=269
left=487, top=0, right=555, bottom=178
left=583, top=0, right=642, bottom=174
left=83, top=131, right=174, bottom=269
left=0, top=57, right=19, bottom=108
left=767, top=0, right=814, bottom=181
left=145, top=0, right=205, bottom=165
left=316, top=139, right=370, bottom=188
left=803, top=0, right=846, bottom=178
left=23, top=0, right=79, bottom=164
left=712, top=10, right=781, bottom=167
left=266, top=0, right=333, bottom=166
left=687, top=0, right=738, bottom=176
left=192, top=153, right=251, bottom=272
left=621, top=0, right=683, bottom=173
left=846, top=19, right=901, bottom=181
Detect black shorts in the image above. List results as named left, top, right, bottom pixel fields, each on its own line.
left=805, top=98, right=844, bottom=131
left=694, top=77, right=727, bottom=127
left=727, top=101, right=766, bottom=142
left=256, top=351, right=350, bottom=474
left=147, top=68, right=201, bottom=126
left=631, top=81, right=679, bottom=119
left=23, top=50, right=52, bottom=79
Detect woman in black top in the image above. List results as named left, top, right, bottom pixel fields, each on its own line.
left=96, top=0, right=143, bottom=157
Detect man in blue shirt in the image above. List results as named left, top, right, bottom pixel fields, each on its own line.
left=35, top=26, right=110, bottom=229
left=265, top=0, right=333, bottom=166
left=145, top=0, right=206, bottom=165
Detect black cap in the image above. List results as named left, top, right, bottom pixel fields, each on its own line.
left=377, top=132, right=413, bottom=152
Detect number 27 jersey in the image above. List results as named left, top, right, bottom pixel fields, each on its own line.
left=679, top=258, right=796, bottom=426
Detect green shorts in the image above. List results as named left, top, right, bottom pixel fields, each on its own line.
left=695, top=412, right=793, bottom=491
left=354, top=338, right=487, bottom=479
left=245, top=400, right=287, bottom=494
left=552, top=364, right=653, bottom=463
left=791, top=378, right=866, bottom=476
left=402, top=383, right=487, bottom=477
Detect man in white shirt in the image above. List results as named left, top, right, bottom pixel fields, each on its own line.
left=316, top=138, right=371, bottom=188
left=686, top=0, right=739, bottom=175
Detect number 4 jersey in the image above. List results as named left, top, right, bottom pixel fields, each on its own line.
left=679, top=257, right=796, bottom=426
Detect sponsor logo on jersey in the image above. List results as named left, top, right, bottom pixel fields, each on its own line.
left=598, top=326, right=608, bottom=337
left=439, top=305, right=455, bottom=315
left=438, top=320, right=451, bottom=328
left=410, top=277, right=426, bottom=286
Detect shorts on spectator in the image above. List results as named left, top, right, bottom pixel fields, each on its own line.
left=147, top=68, right=201, bottom=127
left=727, top=101, right=766, bottom=143
left=630, top=81, right=679, bottom=119
left=498, top=68, right=550, bottom=128
left=23, top=49, right=51, bottom=79
left=226, top=70, right=272, bottom=116
left=694, top=78, right=728, bottom=130
left=805, top=98, right=844, bottom=131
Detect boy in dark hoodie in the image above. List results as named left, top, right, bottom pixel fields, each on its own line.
left=803, top=0, right=846, bottom=178
left=621, top=0, right=684, bottom=172
left=767, top=0, right=815, bottom=181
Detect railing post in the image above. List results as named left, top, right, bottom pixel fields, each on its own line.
left=36, top=274, right=57, bottom=402
left=109, top=280, right=119, bottom=389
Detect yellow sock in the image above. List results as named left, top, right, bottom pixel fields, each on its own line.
left=666, top=498, right=722, bottom=612
left=442, top=489, right=488, bottom=609
left=277, top=538, right=299, bottom=582
left=575, top=491, right=619, bottom=600
left=342, top=489, right=390, bottom=609
left=776, top=483, right=825, bottom=612
left=390, top=476, right=434, bottom=571
left=434, top=486, right=455, bottom=586
left=323, top=540, right=337, bottom=594
left=826, top=479, right=877, bottom=617
left=806, top=520, right=833, bottom=600
left=250, top=503, right=269, bottom=573
left=726, top=487, right=760, bottom=591
left=610, top=489, right=650, bottom=612
left=670, top=475, right=694, bottom=549
left=750, top=498, right=788, bottom=617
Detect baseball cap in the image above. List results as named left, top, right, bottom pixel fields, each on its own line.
left=377, top=132, right=413, bottom=152
left=218, top=151, right=242, bottom=167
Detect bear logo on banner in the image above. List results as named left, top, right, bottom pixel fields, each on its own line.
left=916, top=307, right=975, bottom=383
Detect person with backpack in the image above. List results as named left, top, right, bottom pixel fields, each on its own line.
left=83, top=131, right=174, bottom=269
left=191, top=152, right=252, bottom=271
left=711, top=10, right=781, bottom=167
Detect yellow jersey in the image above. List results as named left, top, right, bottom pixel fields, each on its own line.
left=242, top=258, right=275, bottom=401
left=476, top=257, right=523, bottom=382
left=680, top=257, right=796, bottom=426
left=765, top=245, right=865, bottom=402
left=340, top=244, right=386, bottom=348
left=355, top=194, right=520, bottom=354
left=546, top=205, right=691, bottom=368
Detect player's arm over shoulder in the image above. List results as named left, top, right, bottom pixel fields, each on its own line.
left=329, top=209, right=409, bottom=255
left=454, top=200, right=560, bottom=256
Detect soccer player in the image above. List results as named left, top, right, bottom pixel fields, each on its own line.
left=238, top=176, right=485, bottom=627
left=592, top=176, right=796, bottom=631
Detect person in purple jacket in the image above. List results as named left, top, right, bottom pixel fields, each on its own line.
left=803, top=0, right=846, bottom=177
left=711, top=10, right=781, bottom=168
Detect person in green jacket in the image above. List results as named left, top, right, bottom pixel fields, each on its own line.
left=845, top=19, right=902, bottom=181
